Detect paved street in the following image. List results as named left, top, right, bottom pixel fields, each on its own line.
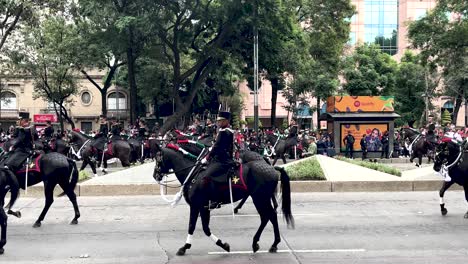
left=2, top=192, right=468, bottom=263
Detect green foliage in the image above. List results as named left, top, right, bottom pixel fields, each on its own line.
left=394, top=51, right=427, bottom=126
left=441, top=109, right=452, bottom=126
left=284, top=157, right=326, bottom=181
left=342, top=43, right=398, bottom=96
left=7, top=14, right=81, bottom=130
left=282, top=119, right=289, bottom=130
left=408, top=0, right=468, bottom=124
left=336, top=156, right=402, bottom=176
left=79, top=170, right=90, bottom=182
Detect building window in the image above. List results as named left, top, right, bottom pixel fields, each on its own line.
left=81, top=121, right=93, bottom=134
left=0, top=91, right=17, bottom=110
left=364, top=0, right=398, bottom=55
left=107, top=92, right=127, bottom=110
left=81, top=91, right=92, bottom=105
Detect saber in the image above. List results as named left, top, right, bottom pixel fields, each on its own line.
left=25, top=157, right=29, bottom=195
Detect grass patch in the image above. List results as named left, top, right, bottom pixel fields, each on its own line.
left=285, top=157, right=326, bottom=181
left=79, top=170, right=91, bottom=182
left=335, top=156, right=402, bottom=176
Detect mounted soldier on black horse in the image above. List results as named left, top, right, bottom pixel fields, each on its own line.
left=0, top=112, right=80, bottom=255
left=399, top=123, right=438, bottom=167
left=154, top=110, right=294, bottom=256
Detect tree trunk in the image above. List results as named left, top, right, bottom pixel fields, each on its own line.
left=101, top=87, right=108, bottom=116
left=316, top=96, right=321, bottom=129
left=452, top=88, right=463, bottom=125
left=126, top=25, right=138, bottom=124
left=270, top=77, right=279, bottom=128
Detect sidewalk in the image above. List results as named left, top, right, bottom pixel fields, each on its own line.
left=21, top=155, right=458, bottom=197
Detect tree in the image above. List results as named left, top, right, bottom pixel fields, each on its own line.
left=71, top=0, right=130, bottom=117
left=394, top=52, right=427, bottom=126
left=441, top=109, right=452, bottom=126
left=292, top=0, right=355, bottom=123
left=342, top=43, right=398, bottom=96
left=408, top=0, right=468, bottom=125
left=7, top=15, right=82, bottom=131
left=150, top=0, right=261, bottom=132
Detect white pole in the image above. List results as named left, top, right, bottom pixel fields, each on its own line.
left=25, top=157, right=29, bottom=195
left=229, top=177, right=235, bottom=219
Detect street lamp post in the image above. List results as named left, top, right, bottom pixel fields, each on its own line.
left=253, top=2, right=259, bottom=132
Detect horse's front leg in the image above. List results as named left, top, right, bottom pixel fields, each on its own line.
left=0, top=192, right=8, bottom=254
left=177, top=206, right=200, bottom=256
left=439, top=181, right=454, bottom=216
left=200, top=208, right=230, bottom=252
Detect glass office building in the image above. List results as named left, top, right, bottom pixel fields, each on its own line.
left=350, top=0, right=438, bottom=57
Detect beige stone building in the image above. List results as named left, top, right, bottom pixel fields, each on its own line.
left=0, top=71, right=129, bottom=133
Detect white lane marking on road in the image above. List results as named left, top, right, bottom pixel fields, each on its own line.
left=212, top=213, right=325, bottom=218
left=208, top=249, right=366, bottom=255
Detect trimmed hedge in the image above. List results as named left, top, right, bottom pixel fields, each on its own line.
left=79, top=170, right=90, bottom=182
left=285, top=157, right=326, bottom=181
left=336, top=157, right=402, bottom=176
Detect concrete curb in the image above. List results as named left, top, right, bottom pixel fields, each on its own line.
left=19, top=180, right=462, bottom=197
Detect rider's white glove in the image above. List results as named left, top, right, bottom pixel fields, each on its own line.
left=201, top=158, right=208, bottom=165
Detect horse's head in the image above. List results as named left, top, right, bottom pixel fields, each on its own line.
left=433, top=142, right=453, bottom=172
left=153, top=148, right=171, bottom=183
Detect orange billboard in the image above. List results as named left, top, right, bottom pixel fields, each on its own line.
left=327, top=96, right=394, bottom=113
left=340, top=123, right=389, bottom=151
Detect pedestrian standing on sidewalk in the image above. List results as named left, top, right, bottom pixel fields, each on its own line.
left=381, top=131, right=389, bottom=159
left=343, top=131, right=355, bottom=159
left=360, top=134, right=368, bottom=160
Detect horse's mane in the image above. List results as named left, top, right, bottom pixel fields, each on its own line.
left=72, top=130, right=92, bottom=140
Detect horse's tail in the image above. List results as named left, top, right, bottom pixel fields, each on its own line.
left=59, top=159, right=78, bottom=197
left=274, top=166, right=294, bottom=229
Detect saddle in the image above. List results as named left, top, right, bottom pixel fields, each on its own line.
left=104, top=142, right=113, bottom=156
left=16, top=154, right=42, bottom=175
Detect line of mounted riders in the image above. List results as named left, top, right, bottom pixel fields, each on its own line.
left=0, top=114, right=162, bottom=177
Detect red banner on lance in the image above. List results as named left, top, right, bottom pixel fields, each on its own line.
left=33, top=114, right=58, bottom=123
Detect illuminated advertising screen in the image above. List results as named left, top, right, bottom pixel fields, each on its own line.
left=340, top=123, right=389, bottom=151
left=327, top=96, right=394, bottom=113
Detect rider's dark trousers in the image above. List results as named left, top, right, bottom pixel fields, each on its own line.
left=205, top=161, right=232, bottom=179
left=381, top=144, right=389, bottom=159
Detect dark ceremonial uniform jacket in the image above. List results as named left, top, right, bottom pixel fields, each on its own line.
left=137, top=127, right=147, bottom=141
left=96, top=122, right=109, bottom=138
left=360, top=137, right=368, bottom=151
left=209, top=127, right=234, bottom=163
left=43, top=126, right=54, bottom=139
left=13, top=126, right=37, bottom=151
left=111, top=124, right=122, bottom=136
left=288, top=125, right=298, bottom=139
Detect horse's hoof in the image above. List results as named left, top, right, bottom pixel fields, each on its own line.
left=176, top=247, right=186, bottom=256
left=234, top=208, right=239, bottom=214
left=0, top=248, right=4, bottom=255
left=252, top=243, right=260, bottom=253
left=70, top=219, right=78, bottom=225
left=33, top=222, right=41, bottom=228
left=269, top=246, right=278, bottom=253
left=7, top=210, right=21, bottom=218
left=222, top=242, right=230, bottom=252
left=441, top=208, right=448, bottom=216
left=464, top=212, right=468, bottom=219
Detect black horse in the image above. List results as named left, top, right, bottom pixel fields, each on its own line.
left=399, top=127, right=436, bottom=167
left=153, top=146, right=294, bottom=255
left=433, top=141, right=468, bottom=219
left=68, top=130, right=131, bottom=175
left=0, top=168, right=20, bottom=255
left=264, top=133, right=297, bottom=165
left=4, top=152, right=80, bottom=227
